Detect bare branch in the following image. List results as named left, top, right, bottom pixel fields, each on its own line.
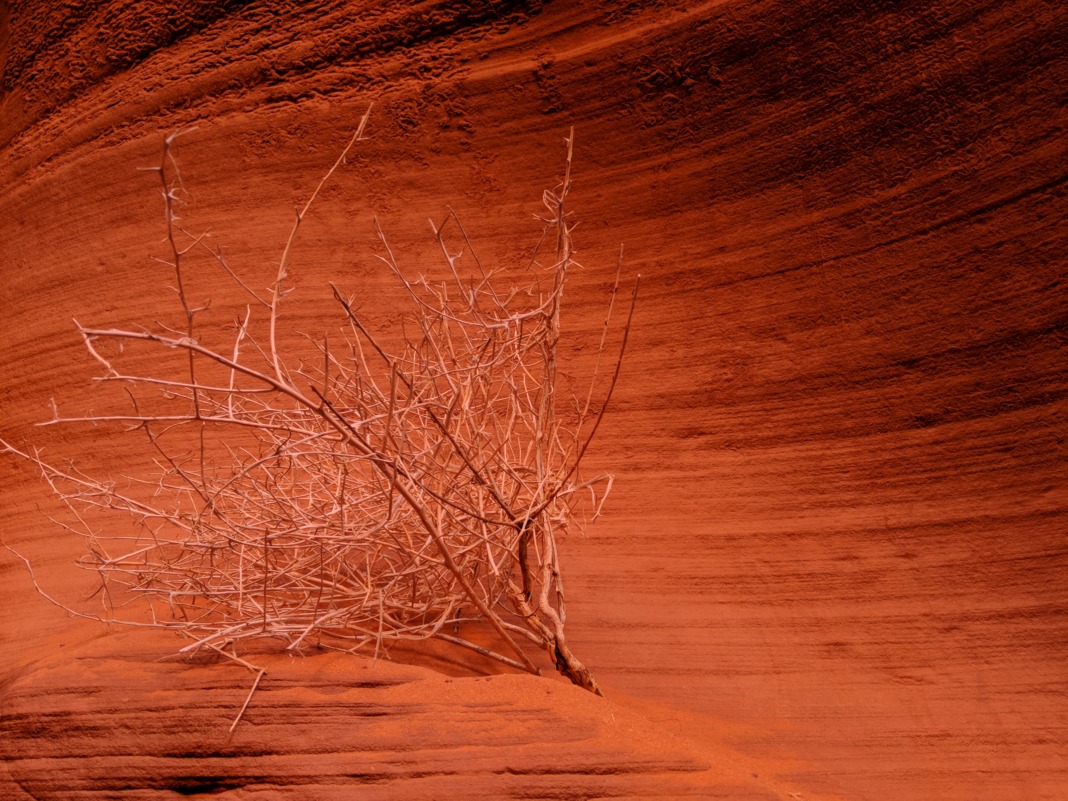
left=3, top=120, right=630, bottom=699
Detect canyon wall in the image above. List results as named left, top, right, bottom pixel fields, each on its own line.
left=2, top=2, right=1065, bottom=798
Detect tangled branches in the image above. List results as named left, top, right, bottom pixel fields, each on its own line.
left=2, top=108, right=636, bottom=695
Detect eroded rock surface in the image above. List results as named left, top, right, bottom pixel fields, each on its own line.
left=2, top=1, right=1065, bottom=799
left=0, top=633, right=801, bottom=801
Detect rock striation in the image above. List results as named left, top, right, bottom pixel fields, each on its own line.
left=1, top=1, right=1065, bottom=798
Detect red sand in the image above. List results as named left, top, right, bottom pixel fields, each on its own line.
left=2, top=2, right=1065, bottom=799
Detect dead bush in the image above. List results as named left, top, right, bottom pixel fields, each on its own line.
left=3, top=108, right=636, bottom=698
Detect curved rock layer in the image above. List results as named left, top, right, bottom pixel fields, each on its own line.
left=1, top=631, right=825, bottom=801
left=1, top=2, right=1065, bottom=799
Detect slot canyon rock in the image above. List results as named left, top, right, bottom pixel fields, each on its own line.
left=1, top=1, right=1065, bottom=799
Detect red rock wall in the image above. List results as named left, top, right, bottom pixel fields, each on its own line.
left=2, top=2, right=1065, bottom=799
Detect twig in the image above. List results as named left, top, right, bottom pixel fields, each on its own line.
left=229, top=668, right=266, bottom=733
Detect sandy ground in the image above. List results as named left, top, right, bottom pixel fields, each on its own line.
left=1, top=1, right=1065, bottom=799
